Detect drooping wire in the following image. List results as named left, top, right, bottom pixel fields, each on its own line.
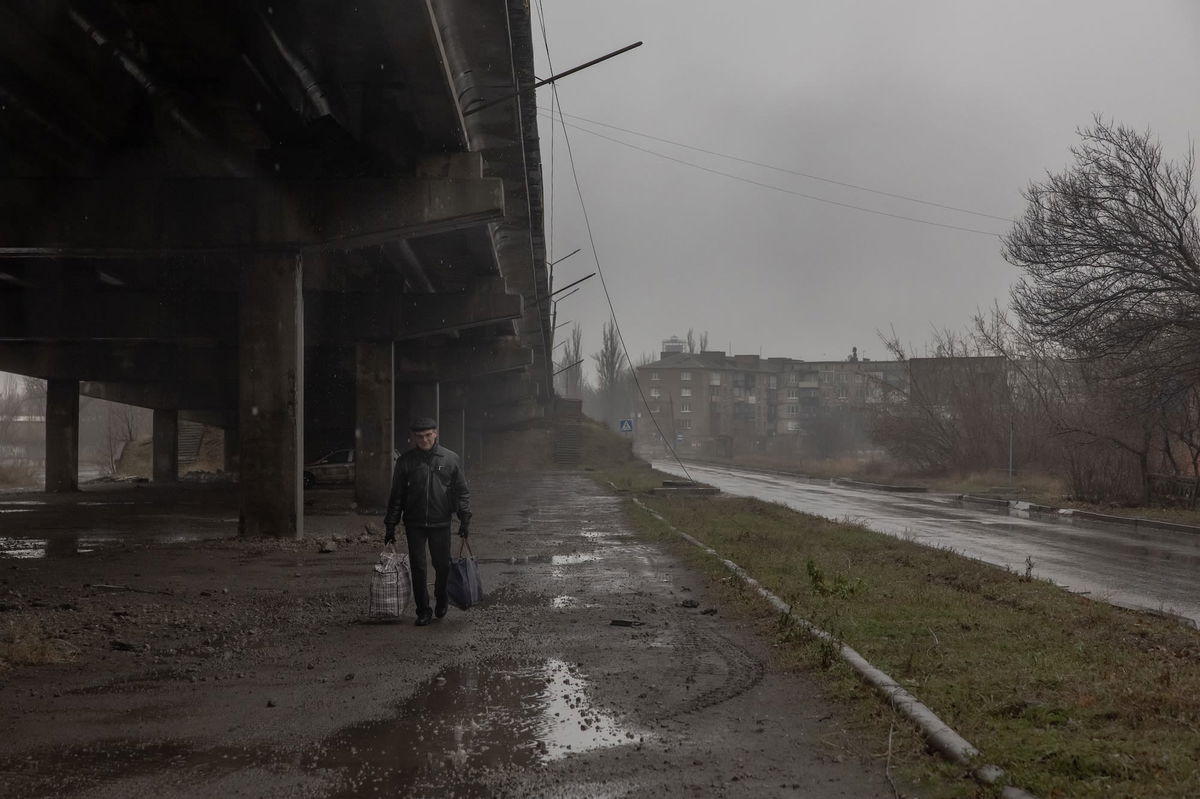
left=532, top=2, right=694, bottom=481
left=538, top=109, right=1004, bottom=238
left=547, top=108, right=1011, bottom=222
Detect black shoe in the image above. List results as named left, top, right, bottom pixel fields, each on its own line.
left=434, top=602, right=448, bottom=619
left=415, top=610, right=433, bottom=626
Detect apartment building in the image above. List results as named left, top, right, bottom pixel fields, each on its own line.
left=634, top=342, right=909, bottom=458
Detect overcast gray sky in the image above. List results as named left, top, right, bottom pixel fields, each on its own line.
left=532, top=1, right=1200, bottom=370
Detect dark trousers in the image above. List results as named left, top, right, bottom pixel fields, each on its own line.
left=405, top=525, right=451, bottom=613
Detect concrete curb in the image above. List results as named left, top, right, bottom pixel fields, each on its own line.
left=960, top=494, right=1012, bottom=508
left=630, top=495, right=1041, bottom=799
left=832, top=477, right=929, bottom=493
left=1057, top=508, right=1200, bottom=534
left=961, top=497, right=1200, bottom=536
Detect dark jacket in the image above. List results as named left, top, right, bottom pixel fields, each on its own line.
left=383, top=443, right=471, bottom=529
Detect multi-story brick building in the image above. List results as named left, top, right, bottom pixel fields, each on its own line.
left=633, top=341, right=909, bottom=458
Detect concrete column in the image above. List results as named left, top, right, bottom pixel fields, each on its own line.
left=396, top=380, right=440, bottom=449
left=354, top=341, right=394, bottom=513
left=44, top=378, right=79, bottom=492
left=440, top=382, right=467, bottom=456
left=238, top=252, right=304, bottom=538
left=152, top=409, right=179, bottom=483
left=222, top=425, right=239, bottom=474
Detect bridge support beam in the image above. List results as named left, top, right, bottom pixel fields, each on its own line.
left=354, top=342, right=394, bottom=514
left=395, top=380, right=440, bottom=450
left=44, top=378, right=79, bottom=492
left=152, top=409, right=179, bottom=483
left=238, top=253, right=304, bottom=538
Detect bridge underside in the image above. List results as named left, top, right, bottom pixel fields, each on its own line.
left=0, top=0, right=551, bottom=536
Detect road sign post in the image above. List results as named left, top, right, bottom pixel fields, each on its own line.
left=618, top=418, right=634, bottom=433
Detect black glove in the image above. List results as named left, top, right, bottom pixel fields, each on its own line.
left=458, top=522, right=470, bottom=539
left=383, top=526, right=396, bottom=545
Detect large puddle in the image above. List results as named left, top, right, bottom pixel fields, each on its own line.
left=313, top=658, right=639, bottom=797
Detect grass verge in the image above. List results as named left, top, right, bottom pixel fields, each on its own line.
left=593, top=461, right=1200, bottom=799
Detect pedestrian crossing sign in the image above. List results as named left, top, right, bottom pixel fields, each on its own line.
left=618, top=418, right=634, bottom=433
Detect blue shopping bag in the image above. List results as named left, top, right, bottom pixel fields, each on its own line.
left=447, top=538, right=484, bottom=610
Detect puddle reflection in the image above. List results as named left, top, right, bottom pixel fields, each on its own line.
left=479, top=552, right=599, bottom=566
left=316, top=658, right=638, bottom=797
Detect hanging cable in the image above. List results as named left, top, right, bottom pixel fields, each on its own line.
left=546, top=108, right=1011, bottom=222
left=538, top=110, right=1004, bottom=238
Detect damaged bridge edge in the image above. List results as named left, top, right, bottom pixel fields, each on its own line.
left=627, top=495, right=1041, bottom=799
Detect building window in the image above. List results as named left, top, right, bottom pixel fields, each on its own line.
left=681, top=387, right=692, bottom=397
left=709, top=372, right=721, bottom=386
left=650, top=371, right=660, bottom=381
left=680, top=401, right=692, bottom=413
left=681, top=371, right=692, bottom=382
left=787, top=388, right=799, bottom=400
left=679, top=418, right=692, bottom=430
left=650, top=404, right=660, bottom=414
left=710, top=388, right=720, bottom=402
left=768, top=376, right=777, bottom=389
left=787, top=421, right=802, bottom=432
left=788, top=372, right=798, bottom=386
left=787, top=404, right=800, bottom=415
left=650, top=387, right=660, bottom=399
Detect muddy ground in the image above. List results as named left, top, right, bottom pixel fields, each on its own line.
left=0, top=472, right=910, bottom=798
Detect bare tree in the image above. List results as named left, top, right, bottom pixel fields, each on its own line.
left=871, top=324, right=1018, bottom=474
left=0, top=380, right=24, bottom=454
left=974, top=310, right=1166, bottom=504
left=698, top=330, right=709, bottom=352
left=685, top=328, right=696, bottom=354
left=1004, top=118, right=1200, bottom=383
left=555, top=323, right=586, bottom=399
left=591, top=319, right=627, bottom=427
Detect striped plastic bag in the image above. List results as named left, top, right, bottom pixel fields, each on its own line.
left=367, top=545, right=411, bottom=620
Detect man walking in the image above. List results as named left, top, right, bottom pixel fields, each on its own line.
left=383, top=417, right=471, bottom=626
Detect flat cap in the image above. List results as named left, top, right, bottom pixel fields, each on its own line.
left=410, top=416, right=438, bottom=432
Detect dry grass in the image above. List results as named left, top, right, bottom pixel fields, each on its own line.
left=603, top=462, right=1200, bottom=799
left=0, top=620, right=79, bottom=670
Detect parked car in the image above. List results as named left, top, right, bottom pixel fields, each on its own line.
left=303, top=448, right=399, bottom=488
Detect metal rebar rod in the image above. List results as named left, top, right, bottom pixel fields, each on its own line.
left=463, top=42, right=643, bottom=118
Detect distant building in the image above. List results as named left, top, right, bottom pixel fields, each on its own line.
left=633, top=346, right=915, bottom=458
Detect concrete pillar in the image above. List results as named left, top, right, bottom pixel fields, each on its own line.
left=44, top=378, right=79, bottom=492
left=354, top=341, right=394, bottom=513
left=238, top=253, right=304, bottom=538
left=396, top=381, right=439, bottom=449
left=440, top=382, right=467, bottom=456
left=152, top=409, right=179, bottom=483
left=222, top=425, right=239, bottom=474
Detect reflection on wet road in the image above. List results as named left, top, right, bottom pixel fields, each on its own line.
left=318, top=658, right=637, bottom=798
left=0, top=487, right=237, bottom=558
left=655, top=460, right=1200, bottom=625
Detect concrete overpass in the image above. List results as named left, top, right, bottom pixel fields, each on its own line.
left=0, top=0, right=553, bottom=536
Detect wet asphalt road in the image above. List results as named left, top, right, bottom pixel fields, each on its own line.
left=654, top=460, right=1200, bottom=625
